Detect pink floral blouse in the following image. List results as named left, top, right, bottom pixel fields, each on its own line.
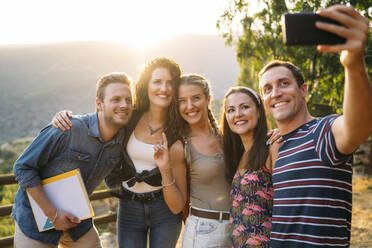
left=230, top=165, right=273, bottom=247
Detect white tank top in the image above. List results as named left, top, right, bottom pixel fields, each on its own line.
left=122, top=132, right=163, bottom=193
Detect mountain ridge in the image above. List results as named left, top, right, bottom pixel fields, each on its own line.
left=0, top=34, right=239, bottom=143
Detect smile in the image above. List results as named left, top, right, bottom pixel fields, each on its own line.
left=115, top=112, right=128, bottom=116
left=234, top=120, right=247, bottom=125
left=185, top=111, right=198, bottom=117
left=157, top=94, right=169, bottom=98
left=273, top=101, right=288, bottom=108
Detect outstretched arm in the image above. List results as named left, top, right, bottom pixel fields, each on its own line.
left=317, top=5, right=372, bottom=154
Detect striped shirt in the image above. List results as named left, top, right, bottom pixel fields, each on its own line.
left=270, top=115, right=353, bottom=248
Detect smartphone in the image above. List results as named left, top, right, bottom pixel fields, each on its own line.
left=282, top=12, right=346, bottom=46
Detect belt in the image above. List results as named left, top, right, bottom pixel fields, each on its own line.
left=112, top=187, right=163, bottom=202
left=190, top=207, right=230, bottom=221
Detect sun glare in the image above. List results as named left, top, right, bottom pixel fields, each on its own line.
left=87, top=0, right=180, bottom=50
left=109, top=26, right=172, bottom=50
left=0, top=0, right=230, bottom=46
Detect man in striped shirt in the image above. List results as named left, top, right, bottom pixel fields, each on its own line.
left=259, top=5, right=371, bottom=247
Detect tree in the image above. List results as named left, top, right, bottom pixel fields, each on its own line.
left=217, top=0, right=372, bottom=116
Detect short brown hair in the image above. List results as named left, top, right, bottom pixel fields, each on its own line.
left=96, top=72, right=132, bottom=101
left=259, top=60, right=304, bottom=88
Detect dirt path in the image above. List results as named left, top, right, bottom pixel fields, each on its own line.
left=350, top=174, right=372, bottom=247
left=350, top=189, right=372, bottom=247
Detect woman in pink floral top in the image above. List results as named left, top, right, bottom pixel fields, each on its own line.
left=221, top=86, right=279, bottom=247
left=230, top=164, right=273, bottom=247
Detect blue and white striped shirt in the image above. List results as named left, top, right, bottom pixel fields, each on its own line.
left=270, top=115, right=353, bottom=248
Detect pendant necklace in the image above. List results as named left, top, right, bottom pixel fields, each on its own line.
left=147, top=117, right=162, bottom=136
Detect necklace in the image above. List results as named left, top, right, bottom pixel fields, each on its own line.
left=147, top=118, right=162, bottom=136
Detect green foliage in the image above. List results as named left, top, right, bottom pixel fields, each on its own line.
left=1, top=185, right=18, bottom=205
left=0, top=216, right=14, bottom=238
left=0, top=150, right=15, bottom=161
left=0, top=185, right=17, bottom=239
left=0, top=146, right=17, bottom=175
left=0, top=139, right=32, bottom=176
left=0, top=185, right=17, bottom=238
left=97, top=223, right=109, bottom=234
left=218, top=0, right=372, bottom=116
left=96, top=181, right=108, bottom=191
left=0, top=160, right=15, bottom=175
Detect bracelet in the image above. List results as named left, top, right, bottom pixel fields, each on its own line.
left=162, top=179, right=175, bottom=187
left=51, top=209, right=59, bottom=223
left=160, top=166, right=172, bottom=171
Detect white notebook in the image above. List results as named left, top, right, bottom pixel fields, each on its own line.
left=27, top=169, right=95, bottom=232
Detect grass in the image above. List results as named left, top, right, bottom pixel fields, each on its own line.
left=350, top=175, right=372, bottom=247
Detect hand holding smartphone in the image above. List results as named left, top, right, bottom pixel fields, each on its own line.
left=282, top=13, right=346, bottom=46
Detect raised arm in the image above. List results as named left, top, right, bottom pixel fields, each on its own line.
left=153, top=134, right=187, bottom=214
left=317, top=5, right=372, bottom=154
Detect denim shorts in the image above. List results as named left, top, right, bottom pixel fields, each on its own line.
left=117, top=196, right=182, bottom=248
left=182, top=209, right=232, bottom=248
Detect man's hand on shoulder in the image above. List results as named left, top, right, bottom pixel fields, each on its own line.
left=52, top=110, right=73, bottom=131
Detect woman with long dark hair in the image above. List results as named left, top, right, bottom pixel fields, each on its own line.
left=221, top=86, right=279, bottom=247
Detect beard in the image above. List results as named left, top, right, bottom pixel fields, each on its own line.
left=104, top=115, right=124, bottom=129
left=102, top=109, right=130, bottom=130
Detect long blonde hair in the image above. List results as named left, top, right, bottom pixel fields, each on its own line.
left=172, top=74, right=220, bottom=140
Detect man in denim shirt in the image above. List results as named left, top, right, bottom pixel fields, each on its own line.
left=12, top=72, right=133, bottom=248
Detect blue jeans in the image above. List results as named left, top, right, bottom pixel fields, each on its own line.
left=117, top=197, right=182, bottom=248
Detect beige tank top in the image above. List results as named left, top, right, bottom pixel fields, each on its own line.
left=189, top=141, right=231, bottom=211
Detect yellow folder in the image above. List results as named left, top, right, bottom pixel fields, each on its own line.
left=27, top=169, right=94, bottom=232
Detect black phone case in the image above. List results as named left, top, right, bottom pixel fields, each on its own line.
left=282, top=13, right=346, bottom=46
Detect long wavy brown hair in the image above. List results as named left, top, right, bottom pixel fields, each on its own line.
left=132, top=57, right=182, bottom=146
left=221, top=86, right=269, bottom=183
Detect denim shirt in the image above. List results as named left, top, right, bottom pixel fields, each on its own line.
left=12, top=113, right=124, bottom=245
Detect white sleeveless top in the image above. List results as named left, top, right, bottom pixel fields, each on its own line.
left=122, top=132, right=163, bottom=193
